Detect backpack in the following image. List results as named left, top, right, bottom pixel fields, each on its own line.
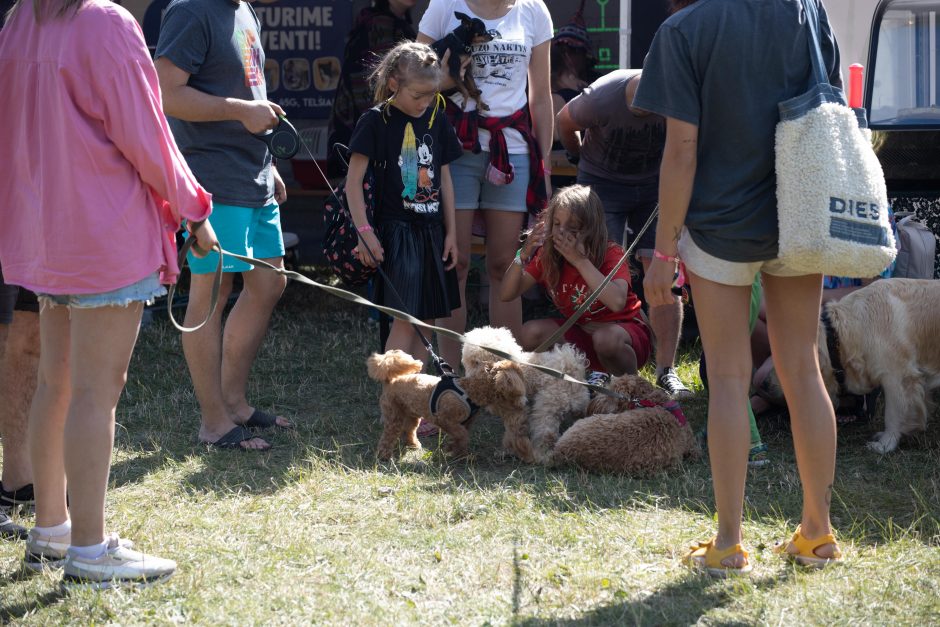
left=893, top=213, right=938, bottom=279
left=321, top=164, right=384, bottom=287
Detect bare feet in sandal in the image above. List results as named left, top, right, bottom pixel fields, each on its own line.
left=774, top=524, right=842, bottom=567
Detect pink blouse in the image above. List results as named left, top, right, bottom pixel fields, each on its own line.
left=0, top=0, right=211, bottom=294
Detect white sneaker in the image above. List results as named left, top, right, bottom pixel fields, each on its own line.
left=24, top=530, right=134, bottom=573
left=62, top=534, right=176, bottom=590
left=23, top=528, right=71, bottom=572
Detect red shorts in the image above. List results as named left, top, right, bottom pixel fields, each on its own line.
left=551, top=318, right=652, bottom=373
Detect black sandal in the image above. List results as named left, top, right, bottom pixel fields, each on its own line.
left=202, top=426, right=268, bottom=450
left=243, top=409, right=291, bottom=432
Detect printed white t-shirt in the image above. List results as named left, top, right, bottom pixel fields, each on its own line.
left=419, top=0, right=553, bottom=154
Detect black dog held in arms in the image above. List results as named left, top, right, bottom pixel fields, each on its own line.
left=431, top=11, right=492, bottom=111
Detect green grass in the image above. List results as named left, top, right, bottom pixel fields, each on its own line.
left=2, top=272, right=940, bottom=625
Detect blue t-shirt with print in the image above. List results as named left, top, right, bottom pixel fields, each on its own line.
left=156, top=0, right=273, bottom=207
left=634, top=0, right=841, bottom=262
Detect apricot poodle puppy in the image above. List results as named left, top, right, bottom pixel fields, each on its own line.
left=551, top=374, right=699, bottom=475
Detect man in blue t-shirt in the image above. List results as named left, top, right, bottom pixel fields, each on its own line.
left=156, top=0, right=292, bottom=451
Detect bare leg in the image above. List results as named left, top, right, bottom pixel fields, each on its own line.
left=519, top=319, right=563, bottom=352
left=590, top=324, right=637, bottom=376
left=29, top=305, right=72, bottom=528
left=482, top=209, right=526, bottom=339
left=640, top=256, right=683, bottom=373
left=0, top=311, right=39, bottom=490
left=220, top=258, right=288, bottom=426
left=182, top=272, right=268, bottom=449
left=687, top=270, right=752, bottom=567
left=63, top=304, right=143, bottom=546
left=762, top=273, right=838, bottom=558
left=385, top=318, right=431, bottom=362
left=436, top=211, right=475, bottom=368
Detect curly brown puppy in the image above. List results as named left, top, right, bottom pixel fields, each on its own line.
left=458, top=358, right=532, bottom=463
left=551, top=374, right=699, bottom=475
left=367, top=350, right=476, bottom=460
left=461, top=326, right=590, bottom=464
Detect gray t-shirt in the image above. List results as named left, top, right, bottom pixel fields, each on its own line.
left=634, top=0, right=841, bottom=262
left=156, top=0, right=273, bottom=207
left=568, top=69, right=665, bottom=186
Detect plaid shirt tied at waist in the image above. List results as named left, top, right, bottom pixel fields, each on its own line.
left=445, top=101, right=548, bottom=216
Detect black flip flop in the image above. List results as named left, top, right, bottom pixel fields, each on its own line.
left=202, top=425, right=267, bottom=450
left=243, top=409, right=291, bottom=432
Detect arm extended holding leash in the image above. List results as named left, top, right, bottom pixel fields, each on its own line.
left=155, top=57, right=283, bottom=135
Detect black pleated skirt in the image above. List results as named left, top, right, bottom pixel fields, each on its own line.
left=375, top=217, right=461, bottom=320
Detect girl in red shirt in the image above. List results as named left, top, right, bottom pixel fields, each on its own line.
left=500, top=185, right=652, bottom=375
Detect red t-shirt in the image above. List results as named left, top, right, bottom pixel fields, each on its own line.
left=525, top=242, right=642, bottom=324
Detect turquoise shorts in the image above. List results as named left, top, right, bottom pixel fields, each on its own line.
left=185, top=202, right=284, bottom=274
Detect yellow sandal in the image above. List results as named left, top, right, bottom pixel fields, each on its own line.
left=682, top=538, right=753, bottom=578
left=773, top=525, right=843, bottom=569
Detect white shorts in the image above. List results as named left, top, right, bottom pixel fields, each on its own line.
left=678, top=228, right=807, bottom=286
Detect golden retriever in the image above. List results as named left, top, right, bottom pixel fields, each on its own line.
left=818, top=278, right=940, bottom=453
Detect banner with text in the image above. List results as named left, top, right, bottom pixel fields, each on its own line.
left=255, top=0, right=352, bottom=119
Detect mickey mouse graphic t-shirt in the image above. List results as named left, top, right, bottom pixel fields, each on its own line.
left=349, top=102, right=463, bottom=222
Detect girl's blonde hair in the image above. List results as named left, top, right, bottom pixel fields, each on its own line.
left=539, top=185, right=609, bottom=292
left=7, top=0, right=84, bottom=23
left=370, top=41, right=441, bottom=104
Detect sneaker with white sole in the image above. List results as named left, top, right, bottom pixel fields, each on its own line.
left=586, top=370, right=611, bottom=388
left=657, top=367, right=693, bottom=400
left=24, top=530, right=134, bottom=573
left=23, top=528, right=72, bottom=572
left=62, top=535, right=176, bottom=590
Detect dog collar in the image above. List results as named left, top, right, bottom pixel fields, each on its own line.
left=627, top=398, right=687, bottom=426
left=429, top=374, right=479, bottom=424
left=820, top=307, right=846, bottom=393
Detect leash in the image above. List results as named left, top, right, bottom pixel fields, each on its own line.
left=533, top=208, right=660, bottom=352
left=170, top=241, right=627, bottom=400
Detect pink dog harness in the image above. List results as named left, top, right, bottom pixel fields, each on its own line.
left=626, top=399, right=688, bottom=426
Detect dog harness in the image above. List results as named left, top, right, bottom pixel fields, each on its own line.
left=626, top=399, right=688, bottom=426
left=820, top=308, right=847, bottom=392
left=429, top=373, right=479, bottom=425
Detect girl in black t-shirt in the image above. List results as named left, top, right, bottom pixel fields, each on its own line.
left=346, top=42, right=463, bottom=360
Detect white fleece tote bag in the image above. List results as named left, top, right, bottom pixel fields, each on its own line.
left=775, top=0, right=896, bottom=277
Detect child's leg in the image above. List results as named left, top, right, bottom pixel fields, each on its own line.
left=520, top=319, right=564, bottom=352
left=385, top=318, right=420, bottom=358
left=436, top=211, right=475, bottom=367
left=65, top=304, right=143, bottom=547
left=589, top=323, right=638, bottom=376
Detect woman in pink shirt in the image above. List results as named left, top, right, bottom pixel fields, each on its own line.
left=0, top=0, right=216, bottom=588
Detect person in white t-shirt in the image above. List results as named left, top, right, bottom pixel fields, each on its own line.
left=418, top=0, right=553, bottom=368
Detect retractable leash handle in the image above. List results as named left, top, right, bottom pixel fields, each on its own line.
left=254, top=114, right=300, bottom=160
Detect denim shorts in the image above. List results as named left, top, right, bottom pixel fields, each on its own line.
left=678, top=228, right=805, bottom=286
left=450, top=150, right=530, bottom=212
left=185, top=202, right=284, bottom=274
left=37, top=272, right=166, bottom=309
